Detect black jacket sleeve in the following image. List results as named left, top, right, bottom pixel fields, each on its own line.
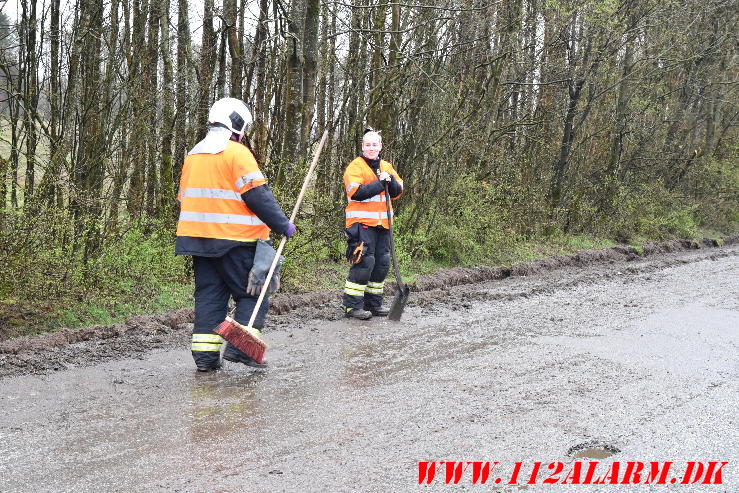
left=242, top=184, right=291, bottom=235
left=350, top=179, right=385, bottom=201
left=387, top=175, right=403, bottom=198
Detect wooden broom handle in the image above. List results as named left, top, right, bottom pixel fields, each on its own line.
left=247, top=130, right=329, bottom=328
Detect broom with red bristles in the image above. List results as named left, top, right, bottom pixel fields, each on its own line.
left=214, top=130, right=328, bottom=364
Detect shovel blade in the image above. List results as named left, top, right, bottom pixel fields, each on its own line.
left=388, top=285, right=410, bottom=321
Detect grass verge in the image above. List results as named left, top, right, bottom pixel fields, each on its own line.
left=0, top=228, right=731, bottom=341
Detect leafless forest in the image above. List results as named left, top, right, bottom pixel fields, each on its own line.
left=0, top=0, right=736, bottom=311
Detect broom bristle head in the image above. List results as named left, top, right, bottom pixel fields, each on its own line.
left=214, top=318, right=268, bottom=364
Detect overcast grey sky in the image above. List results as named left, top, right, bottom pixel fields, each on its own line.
left=0, top=0, right=19, bottom=22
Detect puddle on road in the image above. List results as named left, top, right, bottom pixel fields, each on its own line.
left=573, top=448, right=617, bottom=459
left=568, top=442, right=620, bottom=459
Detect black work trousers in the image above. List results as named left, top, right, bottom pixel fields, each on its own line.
left=342, top=223, right=390, bottom=310
left=191, top=244, right=269, bottom=369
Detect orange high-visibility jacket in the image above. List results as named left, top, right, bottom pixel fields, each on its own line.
left=344, top=157, right=403, bottom=229
left=176, top=141, right=269, bottom=241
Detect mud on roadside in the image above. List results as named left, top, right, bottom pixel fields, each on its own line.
left=1, top=235, right=736, bottom=379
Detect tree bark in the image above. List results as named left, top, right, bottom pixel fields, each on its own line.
left=367, top=0, right=387, bottom=131
left=174, top=0, right=191, bottom=183
left=145, top=0, right=161, bottom=216
left=127, top=0, right=150, bottom=217
left=248, top=0, right=269, bottom=160
left=216, top=23, right=227, bottom=99
left=283, top=0, right=306, bottom=163
left=301, top=0, right=320, bottom=145
left=159, top=0, right=175, bottom=219
left=197, top=0, right=217, bottom=138
left=21, top=0, right=39, bottom=200
left=225, top=0, right=242, bottom=97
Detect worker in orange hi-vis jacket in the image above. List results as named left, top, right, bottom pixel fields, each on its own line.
left=342, top=128, right=404, bottom=320
left=176, top=98, right=295, bottom=371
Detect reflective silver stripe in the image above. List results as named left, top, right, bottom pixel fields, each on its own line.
left=345, top=211, right=393, bottom=220
left=345, top=281, right=366, bottom=291
left=181, top=188, right=242, bottom=201
left=347, top=182, right=361, bottom=192
left=235, top=171, right=265, bottom=190
left=192, top=334, right=224, bottom=343
left=344, top=281, right=366, bottom=296
left=192, top=342, right=222, bottom=352
left=350, top=194, right=386, bottom=203
left=366, top=281, right=384, bottom=294
left=179, top=211, right=265, bottom=226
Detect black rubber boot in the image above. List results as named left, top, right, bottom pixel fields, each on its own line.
left=365, top=305, right=390, bottom=317
left=193, top=346, right=223, bottom=372
left=196, top=362, right=222, bottom=372
left=223, top=344, right=268, bottom=368
left=345, top=307, right=373, bottom=320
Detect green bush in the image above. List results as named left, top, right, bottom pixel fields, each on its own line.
left=598, top=181, right=700, bottom=241
left=687, top=155, right=739, bottom=233
left=0, top=209, right=190, bottom=329
left=395, top=175, right=519, bottom=266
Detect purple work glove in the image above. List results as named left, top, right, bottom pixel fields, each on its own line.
left=285, top=222, right=296, bottom=238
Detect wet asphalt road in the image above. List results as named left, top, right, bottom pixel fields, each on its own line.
left=1, top=247, right=737, bottom=492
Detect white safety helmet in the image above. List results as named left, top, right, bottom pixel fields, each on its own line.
left=208, top=98, right=252, bottom=138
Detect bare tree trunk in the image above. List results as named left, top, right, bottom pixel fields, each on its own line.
left=367, top=0, right=387, bottom=131
left=9, top=94, right=19, bottom=207
left=159, top=0, right=175, bottom=219
left=0, top=156, right=6, bottom=208
left=265, top=14, right=280, bottom=165
left=216, top=24, right=227, bottom=99
left=73, top=0, right=105, bottom=254
left=344, top=0, right=365, bottom=144
left=703, top=16, right=725, bottom=157
left=35, top=0, right=70, bottom=208
left=283, top=0, right=305, bottom=163
left=248, top=0, right=269, bottom=160
left=108, top=0, right=132, bottom=227
left=127, top=0, right=149, bottom=217
left=21, top=0, right=39, bottom=201
left=534, top=5, right=562, bottom=137
left=384, top=1, right=400, bottom=132
left=174, top=0, right=191, bottom=183
left=327, top=11, right=336, bottom=143
left=607, top=32, right=634, bottom=177
left=316, top=2, right=328, bottom=135
left=101, top=0, right=122, bottom=230
left=197, top=0, right=217, bottom=138
left=300, top=0, right=319, bottom=144
left=145, top=0, right=161, bottom=216
left=550, top=12, right=588, bottom=215
left=224, top=0, right=242, bottom=97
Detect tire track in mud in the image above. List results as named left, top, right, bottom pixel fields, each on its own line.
left=1, top=235, right=736, bottom=379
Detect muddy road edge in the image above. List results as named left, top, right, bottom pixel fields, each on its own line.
left=1, top=235, right=736, bottom=379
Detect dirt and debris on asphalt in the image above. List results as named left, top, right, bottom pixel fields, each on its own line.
left=1, top=237, right=737, bottom=492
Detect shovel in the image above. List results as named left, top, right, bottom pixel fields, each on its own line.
left=383, top=181, right=409, bottom=321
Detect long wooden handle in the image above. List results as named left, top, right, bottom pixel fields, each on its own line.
left=247, top=130, right=329, bottom=328
left=383, top=181, right=406, bottom=292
